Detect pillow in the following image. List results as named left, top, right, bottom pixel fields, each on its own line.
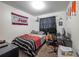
left=38, top=31, right=44, bottom=35
left=31, top=30, right=38, bottom=34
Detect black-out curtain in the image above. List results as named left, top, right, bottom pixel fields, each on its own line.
left=40, top=16, right=57, bottom=35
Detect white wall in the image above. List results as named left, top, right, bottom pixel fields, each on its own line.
left=0, top=2, right=36, bottom=43
left=30, top=16, right=39, bottom=31
left=65, top=1, right=79, bottom=54
left=37, top=11, right=66, bottom=34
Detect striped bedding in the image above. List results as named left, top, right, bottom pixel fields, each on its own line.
left=12, top=35, right=46, bottom=57
left=20, top=34, right=41, bottom=49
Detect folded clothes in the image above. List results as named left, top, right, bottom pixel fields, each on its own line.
left=0, top=43, right=8, bottom=48
left=0, top=40, right=5, bottom=44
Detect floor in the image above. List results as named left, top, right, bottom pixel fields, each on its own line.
left=36, top=44, right=57, bottom=57
left=19, top=44, right=57, bottom=57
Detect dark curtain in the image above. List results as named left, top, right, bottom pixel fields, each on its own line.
left=40, top=16, right=57, bottom=35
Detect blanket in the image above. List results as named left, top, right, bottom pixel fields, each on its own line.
left=20, top=34, right=41, bottom=49
left=12, top=34, right=44, bottom=56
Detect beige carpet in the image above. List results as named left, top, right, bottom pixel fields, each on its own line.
left=36, top=44, right=57, bottom=57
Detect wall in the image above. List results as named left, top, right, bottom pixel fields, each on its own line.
left=0, top=2, right=36, bottom=43
left=65, top=1, right=79, bottom=54
left=30, top=16, right=39, bottom=31
left=37, top=11, right=66, bottom=34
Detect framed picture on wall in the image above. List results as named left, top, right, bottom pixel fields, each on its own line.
left=59, top=21, right=63, bottom=26
left=11, top=12, right=28, bottom=25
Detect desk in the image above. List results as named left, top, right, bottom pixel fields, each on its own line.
left=0, top=43, right=19, bottom=57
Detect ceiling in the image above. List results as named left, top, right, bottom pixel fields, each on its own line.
left=2, top=1, right=69, bottom=16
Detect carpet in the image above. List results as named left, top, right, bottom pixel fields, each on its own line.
left=36, top=44, right=57, bottom=57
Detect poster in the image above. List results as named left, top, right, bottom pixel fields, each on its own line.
left=11, top=12, right=28, bottom=25
left=66, top=1, right=76, bottom=20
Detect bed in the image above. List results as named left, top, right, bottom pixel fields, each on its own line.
left=29, top=33, right=46, bottom=45
left=12, top=33, right=46, bottom=57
